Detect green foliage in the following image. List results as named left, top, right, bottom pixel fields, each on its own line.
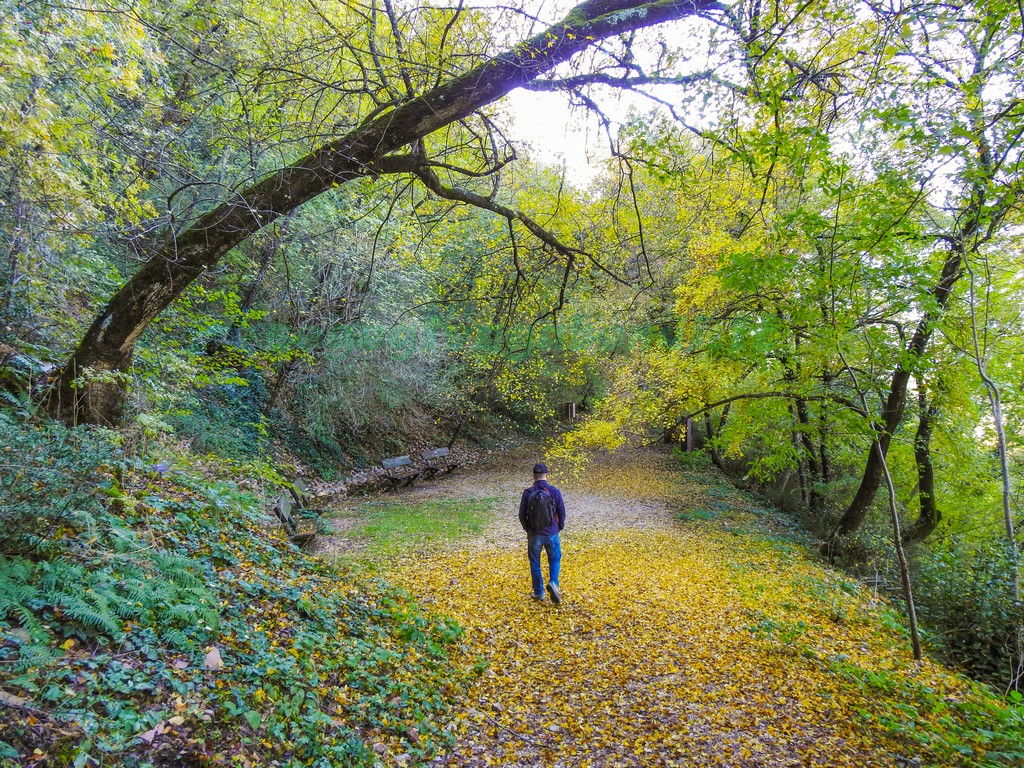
left=0, top=410, right=115, bottom=557
left=913, top=542, right=1024, bottom=687
left=829, top=658, right=1024, bottom=767
left=274, top=418, right=350, bottom=478
left=670, top=447, right=713, bottom=471
left=0, top=412, right=219, bottom=665
left=289, top=316, right=453, bottom=444
left=747, top=615, right=811, bottom=653
left=170, top=379, right=272, bottom=461
left=676, top=505, right=726, bottom=523
left=0, top=2, right=161, bottom=347
left=0, top=549, right=216, bottom=667
left=0, top=348, right=54, bottom=409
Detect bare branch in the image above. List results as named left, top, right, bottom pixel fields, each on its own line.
left=523, top=70, right=748, bottom=95
left=374, top=154, right=634, bottom=287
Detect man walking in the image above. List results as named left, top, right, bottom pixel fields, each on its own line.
left=518, top=462, right=566, bottom=604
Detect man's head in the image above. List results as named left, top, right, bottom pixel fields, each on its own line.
left=532, top=462, right=549, bottom=480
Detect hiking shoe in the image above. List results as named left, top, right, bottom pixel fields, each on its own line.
left=531, top=593, right=545, bottom=601
left=546, top=582, right=561, bottom=605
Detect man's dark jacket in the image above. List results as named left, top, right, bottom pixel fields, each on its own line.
left=518, top=480, right=566, bottom=536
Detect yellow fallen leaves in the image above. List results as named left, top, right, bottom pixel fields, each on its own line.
left=389, top=525, right=990, bottom=767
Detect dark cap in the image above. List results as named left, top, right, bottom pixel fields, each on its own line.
left=532, top=462, right=549, bottom=475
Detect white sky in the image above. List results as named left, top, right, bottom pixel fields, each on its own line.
left=502, top=89, right=613, bottom=187
left=489, top=2, right=725, bottom=188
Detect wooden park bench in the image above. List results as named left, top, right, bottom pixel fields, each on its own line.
left=271, top=478, right=317, bottom=544
left=421, top=447, right=459, bottom=478
left=381, top=455, right=421, bottom=489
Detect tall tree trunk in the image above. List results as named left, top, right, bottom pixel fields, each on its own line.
left=819, top=430, right=830, bottom=483
left=903, top=387, right=941, bottom=545
left=789, top=404, right=808, bottom=506
left=1, top=192, right=24, bottom=319
left=964, top=256, right=1020, bottom=609
left=819, top=396, right=831, bottom=485
left=832, top=245, right=964, bottom=537
left=878, top=439, right=924, bottom=661
left=836, top=350, right=923, bottom=659
left=704, top=405, right=729, bottom=471
left=795, top=397, right=824, bottom=513
left=45, top=0, right=722, bottom=425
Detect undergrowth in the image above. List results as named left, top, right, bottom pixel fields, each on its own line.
left=0, top=410, right=468, bottom=766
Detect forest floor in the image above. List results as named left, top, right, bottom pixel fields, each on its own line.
left=318, top=447, right=1020, bottom=767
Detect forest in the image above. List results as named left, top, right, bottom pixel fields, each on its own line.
left=1, top=0, right=1024, bottom=764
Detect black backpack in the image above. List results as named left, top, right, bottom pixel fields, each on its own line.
left=525, top=486, right=557, bottom=532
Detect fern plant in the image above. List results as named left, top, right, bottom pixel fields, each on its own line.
left=0, top=389, right=29, bottom=414
left=1, top=549, right=218, bottom=671
left=0, top=353, right=39, bottom=419
left=0, top=558, right=48, bottom=643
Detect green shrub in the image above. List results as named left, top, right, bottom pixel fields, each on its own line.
left=271, top=411, right=350, bottom=476
left=0, top=411, right=118, bottom=558
left=913, top=541, right=1023, bottom=688
left=0, top=411, right=219, bottom=666
left=0, top=549, right=217, bottom=668
left=288, top=318, right=454, bottom=443
left=0, top=409, right=466, bottom=765
left=170, top=376, right=271, bottom=460
left=670, top=446, right=716, bottom=473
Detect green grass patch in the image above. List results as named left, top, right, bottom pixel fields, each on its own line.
left=676, top=506, right=720, bottom=522
left=352, top=497, right=497, bottom=554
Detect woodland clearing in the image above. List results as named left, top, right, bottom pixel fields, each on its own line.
left=323, top=448, right=1023, bottom=767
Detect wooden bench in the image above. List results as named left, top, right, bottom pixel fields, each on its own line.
left=421, top=447, right=459, bottom=478
left=381, top=455, right=420, bottom=489
left=272, top=478, right=317, bottom=544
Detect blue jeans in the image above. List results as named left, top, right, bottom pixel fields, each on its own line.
left=527, top=533, right=561, bottom=598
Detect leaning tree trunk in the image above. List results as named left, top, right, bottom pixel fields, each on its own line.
left=878, top=439, right=924, bottom=661
left=45, top=0, right=722, bottom=425
left=831, top=244, right=964, bottom=538
left=835, top=350, right=923, bottom=659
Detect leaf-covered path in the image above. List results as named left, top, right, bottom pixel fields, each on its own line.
left=333, top=449, right=1009, bottom=767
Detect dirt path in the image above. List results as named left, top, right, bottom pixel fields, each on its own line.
left=319, top=447, right=977, bottom=767
left=314, top=446, right=682, bottom=558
